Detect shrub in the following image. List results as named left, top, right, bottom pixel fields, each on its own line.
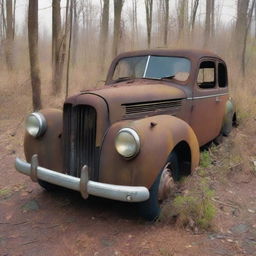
left=173, top=182, right=215, bottom=230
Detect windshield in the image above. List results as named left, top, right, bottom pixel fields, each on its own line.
left=112, top=55, right=191, bottom=82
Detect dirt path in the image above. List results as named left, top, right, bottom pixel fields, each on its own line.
left=1, top=122, right=256, bottom=256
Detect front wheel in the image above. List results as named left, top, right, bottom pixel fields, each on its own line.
left=138, top=152, right=179, bottom=221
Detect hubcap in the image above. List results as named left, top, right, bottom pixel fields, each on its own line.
left=158, top=163, right=175, bottom=201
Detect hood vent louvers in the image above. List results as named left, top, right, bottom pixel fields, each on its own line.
left=122, top=98, right=182, bottom=118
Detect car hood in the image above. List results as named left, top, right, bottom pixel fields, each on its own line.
left=86, top=81, right=186, bottom=122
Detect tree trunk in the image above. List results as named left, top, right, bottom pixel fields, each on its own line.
left=13, top=0, right=15, bottom=38
left=5, top=0, right=14, bottom=70
left=190, top=0, right=199, bottom=32
left=177, top=0, right=188, bottom=41
left=52, top=0, right=63, bottom=95
left=204, top=0, right=214, bottom=47
left=112, top=0, right=123, bottom=58
left=72, top=0, right=78, bottom=66
left=241, top=0, right=256, bottom=76
left=204, top=0, right=211, bottom=47
left=28, top=0, right=42, bottom=111
left=211, top=0, right=215, bottom=37
left=234, top=0, right=249, bottom=60
left=99, top=0, right=109, bottom=71
left=66, top=0, right=73, bottom=98
left=131, top=0, right=138, bottom=49
left=0, top=0, right=7, bottom=39
left=163, top=0, right=169, bottom=46
left=145, top=0, right=153, bottom=48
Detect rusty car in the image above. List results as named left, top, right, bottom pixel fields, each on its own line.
left=15, top=49, right=236, bottom=220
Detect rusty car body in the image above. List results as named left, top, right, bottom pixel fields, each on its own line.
left=15, top=49, right=236, bottom=220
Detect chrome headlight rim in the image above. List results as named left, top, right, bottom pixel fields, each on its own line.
left=26, top=112, right=47, bottom=138
left=115, top=127, right=140, bottom=159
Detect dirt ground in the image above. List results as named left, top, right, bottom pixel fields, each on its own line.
left=1, top=114, right=256, bottom=256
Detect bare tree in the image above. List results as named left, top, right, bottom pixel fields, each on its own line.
left=0, top=0, right=7, bottom=40
left=52, top=0, right=69, bottom=95
left=241, top=0, right=256, bottom=76
left=234, top=0, right=250, bottom=60
left=66, top=0, right=73, bottom=98
left=131, top=0, right=138, bottom=49
left=99, top=0, right=109, bottom=70
left=145, top=0, right=153, bottom=48
left=52, top=0, right=62, bottom=94
left=163, top=0, right=169, bottom=46
left=112, top=0, right=124, bottom=58
left=5, top=0, right=14, bottom=70
left=28, top=0, right=42, bottom=110
left=204, top=0, right=215, bottom=47
left=190, top=0, right=199, bottom=34
left=72, top=0, right=78, bottom=66
left=177, top=0, right=188, bottom=41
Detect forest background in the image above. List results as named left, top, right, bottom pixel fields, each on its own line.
left=0, top=0, right=255, bottom=118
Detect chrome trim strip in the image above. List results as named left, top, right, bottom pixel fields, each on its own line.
left=143, top=55, right=151, bottom=78
left=187, top=93, right=228, bottom=100
left=15, top=157, right=150, bottom=202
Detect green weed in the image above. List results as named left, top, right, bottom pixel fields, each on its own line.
left=0, top=188, right=12, bottom=199
left=173, top=181, right=216, bottom=230
left=200, top=151, right=212, bottom=168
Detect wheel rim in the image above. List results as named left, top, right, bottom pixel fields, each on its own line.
left=158, top=162, right=175, bottom=201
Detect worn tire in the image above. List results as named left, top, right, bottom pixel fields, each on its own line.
left=138, top=152, right=179, bottom=221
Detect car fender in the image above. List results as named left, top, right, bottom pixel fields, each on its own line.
left=24, top=109, right=64, bottom=173
left=99, top=115, right=200, bottom=188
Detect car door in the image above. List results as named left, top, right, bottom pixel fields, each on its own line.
left=189, top=59, right=220, bottom=146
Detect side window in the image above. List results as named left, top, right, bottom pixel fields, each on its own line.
left=218, top=63, right=227, bottom=87
left=197, top=61, right=216, bottom=89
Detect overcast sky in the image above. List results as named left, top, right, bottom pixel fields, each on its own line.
left=15, top=0, right=238, bottom=37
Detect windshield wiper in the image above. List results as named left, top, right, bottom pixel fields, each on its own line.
left=160, top=75, right=175, bottom=80
left=113, top=76, right=134, bottom=83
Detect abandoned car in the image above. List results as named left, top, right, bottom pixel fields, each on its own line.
left=15, top=49, right=236, bottom=220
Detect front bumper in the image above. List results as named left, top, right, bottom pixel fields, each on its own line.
left=15, top=155, right=149, bottom=202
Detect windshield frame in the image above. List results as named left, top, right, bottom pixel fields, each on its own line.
left=108, top=55, right=192, bottom=85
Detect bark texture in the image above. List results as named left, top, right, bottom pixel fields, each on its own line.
left=52, top=0, right=65, bottom=95
left=112, top=0, right=123, bottom=58
left=204, top=0, right=215, bottom=47
left=163, top=0, right=169, bottom=46
left=5, top=0, right=14, bottom=70
left=28, top=0, right=42, bottom=110
left=178, top=0, right=188, bottom=41
left=99, top=0, right=109, bottom=70
left=234, top=0, right=249, bottom=60
left=145, top=0, right=153, bottom=48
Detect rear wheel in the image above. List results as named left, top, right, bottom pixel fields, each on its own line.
left=222, top=112, right=233, bottom=136
left=138, top=152, right=179, bottom=221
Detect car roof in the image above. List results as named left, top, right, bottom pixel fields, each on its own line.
left=115, top=49, right=222, bottom=62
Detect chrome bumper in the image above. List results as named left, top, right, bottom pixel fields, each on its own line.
left=15, top=155, right=149, bottom=202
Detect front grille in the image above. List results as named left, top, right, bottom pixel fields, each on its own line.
left=63, top=104, right=98, bottom=180
left=122, top=99, right=182, bottom=118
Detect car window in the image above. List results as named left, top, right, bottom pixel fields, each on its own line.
left=112, top=56, right=191, bottom=82
left=145, top=56, right=190, bottom=81
left=197, top=61, right=216, bottom=89
left=113, top=56, right=148, bottom=80
left=218, top=62, right=227, bottom=87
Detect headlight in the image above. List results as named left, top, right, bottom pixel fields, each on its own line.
left=115, top=128, right=140, bottom=158
left=25, top=112, right=47, bottom=138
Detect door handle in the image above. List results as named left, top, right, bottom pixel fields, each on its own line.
left=216, top=96, right=221, bottom=102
